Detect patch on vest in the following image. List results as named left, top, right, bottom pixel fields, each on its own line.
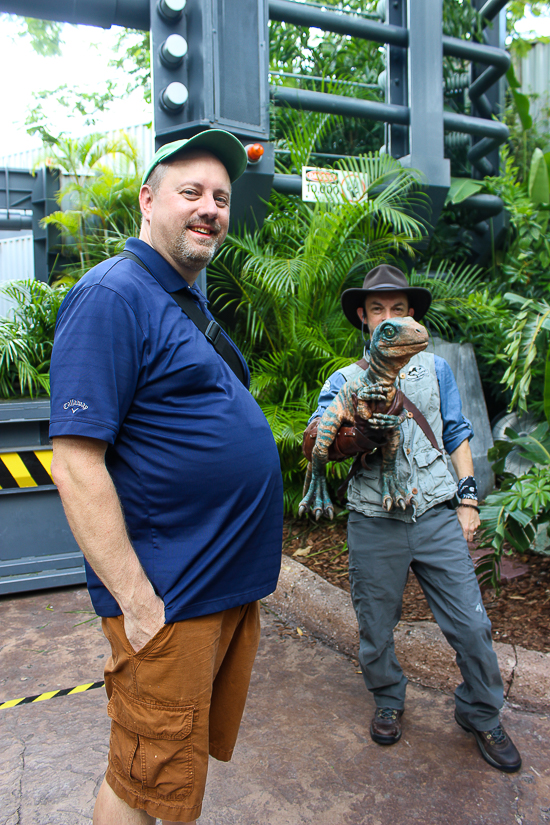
left=406, top=365, right=429, bottom=382
left=321, top=379, right=331, bottom=393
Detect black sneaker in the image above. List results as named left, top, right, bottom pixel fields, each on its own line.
left=455, top=710, right=522, bottom=773
left=370, top=707, right=403, bottom=745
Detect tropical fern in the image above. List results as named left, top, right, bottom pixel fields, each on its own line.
left=0, top=280, right=69, bottom=398
left=209, top=152, right=427, bottom=510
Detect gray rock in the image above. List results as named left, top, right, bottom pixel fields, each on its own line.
left=427, top=336, right=494, bottom=499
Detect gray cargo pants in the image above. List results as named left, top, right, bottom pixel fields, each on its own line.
left=347, top=503, right=504, bottom=730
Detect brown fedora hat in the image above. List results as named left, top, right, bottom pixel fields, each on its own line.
left=341, top=265, right=432, bottom=330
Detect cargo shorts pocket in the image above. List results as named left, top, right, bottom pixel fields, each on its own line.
left=108, top=679, right=195, bottom=800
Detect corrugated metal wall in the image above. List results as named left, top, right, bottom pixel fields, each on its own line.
left=0, top=123, right=154, bottom=173
left=0, top=236, right=34, bottom=318
left=0, top=123, right=154, bottom=286
left=516, top=42, right=550, bottom=129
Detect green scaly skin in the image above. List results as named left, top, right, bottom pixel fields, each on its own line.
left=299, top=317, right=429, bottom=520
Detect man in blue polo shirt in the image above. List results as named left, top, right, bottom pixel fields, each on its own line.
left=50, top=130, right=283, bottom=824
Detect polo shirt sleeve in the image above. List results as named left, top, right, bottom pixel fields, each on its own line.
left=49, top=284, right=145, bottom=444
left=434, top=355, right=474, bottom=454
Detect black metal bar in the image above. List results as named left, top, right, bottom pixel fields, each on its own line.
left=269, top=71, right=381, bottom=90
left=443, top=111, right=508, bottom=140
left=442, top=36, right=510, bottom=71
left=0, top=216, right=32, bottom=231
left=270, top=85, right=409, bottom=125
left=272, top=174, right=302, bottom=195
left=457, top=194, right=503, bottom=217
left=469, top=61, right=510, bottom=101
left=0, top=0, right=149, bottom=30
left=268, top=0, right=408, bottom=46
left=479, top=0, right=509, bottom=22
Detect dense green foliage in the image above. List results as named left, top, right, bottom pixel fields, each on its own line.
left=0, top=281, right=69, bottom=398
left=37, top=133, right=142, bottom=283
left=209, top=153, right=426, bottom=509
left=478, top=423, right=550, bottom=589
left=5, top=3, right=550, bottom=578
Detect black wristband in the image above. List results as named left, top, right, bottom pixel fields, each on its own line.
left=457, top=475, right=477, bottom=501
left=458, top=502, right=480, bottom=514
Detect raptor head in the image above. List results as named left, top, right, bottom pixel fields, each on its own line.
left=371, top=316, right=429, bottom=365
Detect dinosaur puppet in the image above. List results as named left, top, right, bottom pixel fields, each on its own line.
left=299, top=316, right=429, bottom=520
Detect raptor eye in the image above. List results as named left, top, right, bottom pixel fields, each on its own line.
left=381, top=324, right=396, bottom=339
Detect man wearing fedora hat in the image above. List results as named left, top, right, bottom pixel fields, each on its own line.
left=49, top=130, right=283, bottom=823
left=308, top=264, right=521, bottom=773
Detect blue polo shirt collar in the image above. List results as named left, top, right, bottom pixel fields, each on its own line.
left=124, top=237, right=208, bottom=310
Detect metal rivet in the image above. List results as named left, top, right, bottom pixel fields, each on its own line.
left=158, top=0, right=186, bottom=21
left=160, top=82, right=189, bottom=112
left=412, top=487, right=418, bottom=495
left=160, top=34, right=188, bottom=66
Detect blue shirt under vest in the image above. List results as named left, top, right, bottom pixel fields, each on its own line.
left=49, top=238, right=283, bottom=622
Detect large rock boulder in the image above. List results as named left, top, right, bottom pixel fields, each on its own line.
left=427, top=337, right=494, bottom=500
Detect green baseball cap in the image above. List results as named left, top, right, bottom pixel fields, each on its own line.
left=142, top=129, right=248, bottom=186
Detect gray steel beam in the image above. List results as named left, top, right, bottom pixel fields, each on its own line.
left=268, top=0, right=408, bottom=46
left=443, top=111, right=508, bottom=140
left=0, top=216, right=33, bottom=230
left=272, top=174, right=302, bottom=195
left=32, top=167, right=60, bottom=283
left=386, top=0, right=408, bottom=159
left=442, top=36, right=510, bottom=70
left=404, top=0, right=449, bottom=186
left=270, top=85, right=409, bottom=125
left=458, top=194, right=503, bottom=217
left=0, top=0, right=149, bottom=30
left=469, top=0, right=508, bottom=177
left=0, top=168, right=34, bottom=212
left=479, top=0, right=508, bottom=21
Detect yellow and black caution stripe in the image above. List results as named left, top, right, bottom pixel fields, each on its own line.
left=0, top=680, right=105, bottom=710
left=0, top=449, right=54, bottom=490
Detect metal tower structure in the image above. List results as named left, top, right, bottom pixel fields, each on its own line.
left=0, top=0, right=511, bottom=280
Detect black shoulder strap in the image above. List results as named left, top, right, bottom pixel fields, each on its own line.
left=117, top=250, right=247, bottom=387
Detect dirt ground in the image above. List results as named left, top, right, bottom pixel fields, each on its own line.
left=283, top=517, right=550, bottom=654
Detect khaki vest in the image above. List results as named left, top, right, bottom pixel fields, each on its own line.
left=341, top=351, right=457, bottom=522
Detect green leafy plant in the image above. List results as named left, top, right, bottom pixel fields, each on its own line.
left=499, top=292, right=550, bottom=418
left=35, top=132, right=142, bottom=283
left=210, top=151, right=430, bottom=511
left=477, top=424, right=550, bottom=589
left=0, top=281, right=69, bottom=398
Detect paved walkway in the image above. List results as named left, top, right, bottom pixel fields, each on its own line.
left=1, top=586, right=549, bottom=825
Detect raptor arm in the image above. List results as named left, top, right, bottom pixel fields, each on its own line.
left=368, top=410, right=408, bottom=430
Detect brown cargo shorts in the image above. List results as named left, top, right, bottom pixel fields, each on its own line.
left=101, top=601, right=260, bottom=823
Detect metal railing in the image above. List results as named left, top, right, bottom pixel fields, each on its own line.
left=268, top=0, right=510, bottom=178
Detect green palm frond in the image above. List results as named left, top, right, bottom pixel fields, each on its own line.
left=0, top=280, right=69, bottom=398
left=208, top=147, right=429, bottom=512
